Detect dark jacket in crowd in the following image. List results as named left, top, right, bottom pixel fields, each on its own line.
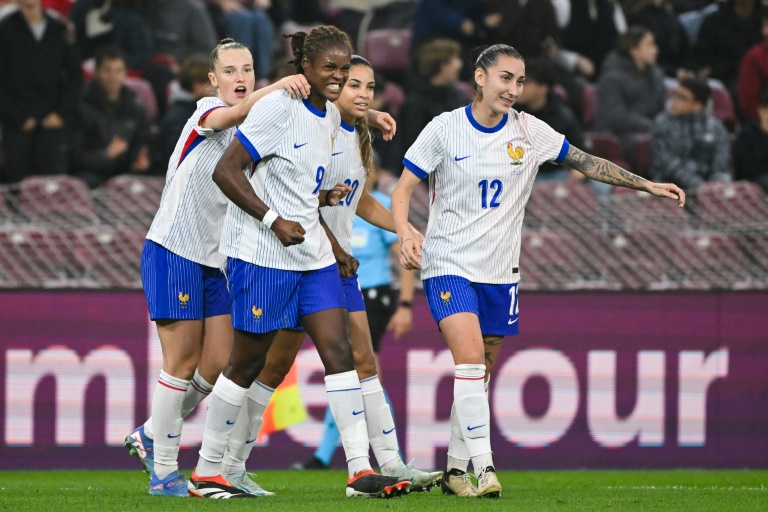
left=651, top=110, right=732, bottom=191
left=154, top=89, right=197, bottom=172
left=0, top=10, right=82, bottom=130
left=733, top=121, right=768, bottom=192
left=73, top=80, right=150, bottom=187
left=412, top=0, right=486, bottom=48
left=141, top=0, right=218, bottom=63
left=593, top=51, right=666, bottom=137
left=484, top=0, right=560, bottom=59
left=564, top=0, right=621, bottom=73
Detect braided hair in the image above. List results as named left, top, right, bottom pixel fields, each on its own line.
left=284, top=25, right=352, bottom=75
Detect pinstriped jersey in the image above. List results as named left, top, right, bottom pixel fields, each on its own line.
left=146, top=96, right=231, bottom=269
left=317, top=120, right=367, bottom=255
left=220, top=90, right=340, bottom=271
left=403, top=105, right=568, bottom=284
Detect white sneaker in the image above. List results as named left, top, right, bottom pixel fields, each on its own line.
left=222, top=470, right=275, bottom=496
left=384, top=463, right=443, bottom=492
left=440, top=468, right=478, bottom=497
left=476, top=466, right=502, bottom=499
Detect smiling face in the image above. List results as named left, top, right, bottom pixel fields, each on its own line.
left=335, top=63, right=374, bottom=124
left=302, top=43, right=351, bottom=107
left=208, top=47, right=255, bottom=107
left=475, top=54, right=526, bottom=116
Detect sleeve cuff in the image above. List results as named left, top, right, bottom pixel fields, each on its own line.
left=555, top=138, right=570, bottom=164
left=403, top=158, right=428, bottom=179
left=235, top=129, right=261, bottom=163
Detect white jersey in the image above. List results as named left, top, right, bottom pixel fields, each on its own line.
left=220, top=89, right=340, bottom=271
left=318, top=120, right=367, bottom=255
left=146, top=96, right=232, bottom=269
left=404, top=105, right=567, bottom=283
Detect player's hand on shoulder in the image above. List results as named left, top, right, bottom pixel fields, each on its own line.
left=369, top=111, right=396, bottom=141
left=646, top=182, right=686, bottom=208
left=271, top=217, right=306, bottom=246
left=279, top=74, right=310, bottom=99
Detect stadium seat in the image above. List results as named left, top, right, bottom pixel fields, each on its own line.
left=590, top=231, right=677, bottom=290
left=673, top=232, right=750, bottom=289
left=19, top=175, right=97, bottom=227
left=707, top=79, right=736, bottom=132
left=124, top=76, right=158, bottom=122
left=382, top=81, right=405, bottom=118
left=631, top=133, right=652, bottom=178
left=695, top=181, right=768, bottom=230
left=739, top=233, right=768, bottom=288
left=525, top=181, right=603, bottom=232
left=585, top=132, right=630, bottom=171
left=363, top=29, right=412, bottom=74
left=71, top=226, right=144, bottom=288
left=0, top=225, right=73, bottom=287
left=582, top=83, right=596, bottom=129
left=610, top=186, right=689, bottom=232
left=100, top=174, right=164, bottom=229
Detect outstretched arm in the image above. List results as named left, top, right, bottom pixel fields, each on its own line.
left=562, top=144, right=686, bottom=207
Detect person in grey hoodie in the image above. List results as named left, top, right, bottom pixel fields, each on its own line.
left=593, top=25, right=666, bottom=155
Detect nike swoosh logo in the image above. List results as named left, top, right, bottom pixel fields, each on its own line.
left=508, top=317, right=518, bottom=325
left=383, top=428, right=395, bottom=435
left=294, top=142, right=308, bottom=148
left=467, top=424, right=486, bottom=431
left=245, top=438, right=257, bottom=444
left=352, top=410, right=364, bottom=416
left=332, top=151, right=343, bottom=156
left=454, top=155, right=471, bottom=162
left=226, top=420, right=235, bottom=425
left=167, top=433, right=181, bottom=438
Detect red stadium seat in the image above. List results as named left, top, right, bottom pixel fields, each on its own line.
left=101, top=175, right=164, bottom=229
left=19, top=175, right=97, bottom=227
left=382, top=81, right=405, bottom=118
left=582, top=83, right=596, bottom=129
left=631, top=133, right=652, bottom=178
left=695, top=181, right=768, bottom=230
left=363, top=29, right=412, bottom=74
left=72, top=226, right=144, bottom=288
left=610, top=186, right=689, bottom=232
left=591, top=231, right=677, bottom=289
left=708, top=79, right=736, bottom=132
left=673, top=232, right=750, bottom=289
left=585, top=132, right=630, bottom=171
left=526, top=181, right=603, bottom=232
left=124, top=76, right=158, bottom=122
left=739, top=233, right=768, bottom=288
left=0, top=225, right=73, bottom=287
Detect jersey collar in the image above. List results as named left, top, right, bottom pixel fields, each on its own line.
left=465, top=104, right=507, bottom=134
left=302, top=98, right=327, bottom=118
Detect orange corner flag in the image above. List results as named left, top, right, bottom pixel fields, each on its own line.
left=258, top=361, right=307, bottom=441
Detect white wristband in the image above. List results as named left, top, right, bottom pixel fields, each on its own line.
left=261, top=209, right=278, bottom=229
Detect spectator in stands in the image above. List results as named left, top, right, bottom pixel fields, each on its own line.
left=651, top=77, right=732, bottom=191
left=483, top=0, right=560, bottom=62
left=734, top=88, right=768, bottom=192
left=154, top=54, right=212, bottom=172
left=693, top=0, right=763, bottom=99
left=593, top=26, right=666, bottom=154
left=563, top=0, right=627, bottom=76
left=411, top=0, right=488, bottom=49
left=72, top=45, right=151, bottom=188
left=204, top=0, right=274, bottom=79
left=737, top=8, right=768, bottom=122
left=397, top=38, right=467, bottom=174
left=626, top=0, right=694, bottom=78
left=142, top=0, right=217, bottom=64
left=69, top=0, right=153, bottom=71
left=0, top=0, right=82, bottom=184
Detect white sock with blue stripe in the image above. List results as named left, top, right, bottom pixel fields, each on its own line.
left=325, top=370, right=370, bottom=477
left=196, top=374, right=248, bottom=477
left=361, top=375, right=402, bottom=472
left=222, top=380, right=274, bottom=475
left=454, top=364, right=494, bottom=472
left=151, top=371, right=190, bottom=479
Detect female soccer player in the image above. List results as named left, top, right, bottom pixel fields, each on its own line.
left=190, top=27, right=411, bottom=499
left=252, top=56, right=441, bottom=491
left=125, top=38, right=310, bottom=497
left=391, top=44, right=686, bottom=499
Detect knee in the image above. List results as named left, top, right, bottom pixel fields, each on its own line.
left=257, top=359, right=292, bottom=389
left=320, top=338, right=354, bottom=375
left=164, top=354, right=198, bottom=380
left=353, top=348, right=377, bottom=379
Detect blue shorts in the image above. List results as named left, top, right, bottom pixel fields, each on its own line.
left=141, top=240, right=230, bottom=321
left=341, top=274, right=366, bottom=313
left=227, top=259, right=346, bottom=334
left=423, top=275, right=520, bottom=336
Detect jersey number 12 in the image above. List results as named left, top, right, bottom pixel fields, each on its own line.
left=478, top=179, right=503, bottom=209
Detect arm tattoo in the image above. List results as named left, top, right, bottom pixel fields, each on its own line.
left=563, top=145, right=649, bottom=191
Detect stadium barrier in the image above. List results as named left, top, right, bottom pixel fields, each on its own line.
left=1, top=290, right=766, bottom=470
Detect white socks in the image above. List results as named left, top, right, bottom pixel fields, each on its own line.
left=222, top=380, right=274, bottom=475
left=447, top=402, right=470, bottom=473
left=196, top=374, right=248, bottom=477
left=150, top=371, right=190, bottom=479
left=144, top=369, right=213, bottom=440
left=360, top=375, right=401, bottom=472
left=453, top=364, right=494, bottom=472
left=325, top=370, right=371, bottom=477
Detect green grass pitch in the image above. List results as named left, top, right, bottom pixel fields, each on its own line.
left=0, top=470, right=766, bottom=511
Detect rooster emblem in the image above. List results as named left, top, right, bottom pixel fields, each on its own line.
left=178, top=292, right=189, bottom=307
left=252, top=306, right=263, bottom=321
left=507, top=143, right=524, bottom=165
left=440, top=291, right=451, bottom=304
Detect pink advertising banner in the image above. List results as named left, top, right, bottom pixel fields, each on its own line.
left=1, top=291, right=766, bottom=470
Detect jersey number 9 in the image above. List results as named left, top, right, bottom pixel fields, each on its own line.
left=313, top=166, right=325, bottom=194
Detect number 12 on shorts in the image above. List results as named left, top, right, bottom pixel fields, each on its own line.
left=508, top=283, right=519, bottom=324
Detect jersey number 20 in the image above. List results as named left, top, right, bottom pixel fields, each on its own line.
left=478, top=179, right=503, bottom=208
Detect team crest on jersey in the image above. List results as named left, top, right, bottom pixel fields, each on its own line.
left=440, top=291, right=451, bottom=304
left=178, top=292, right=190, bottom=307
left=252, top=306, right=263, bottom=321
left=507, top=143, right=524, bottom=165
